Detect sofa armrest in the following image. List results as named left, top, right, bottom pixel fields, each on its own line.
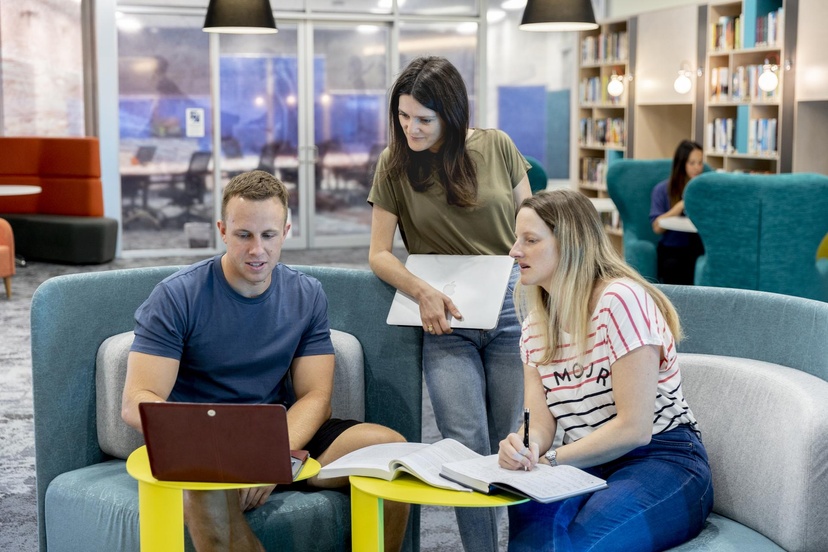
left=680, top=353, right=828, bottom=551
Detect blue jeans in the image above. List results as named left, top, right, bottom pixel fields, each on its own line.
left=424, top=264, right=524, bottom=552
left=508, top=425, right=714, bottom=552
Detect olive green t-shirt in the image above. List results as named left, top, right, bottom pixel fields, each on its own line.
left=368, top=128, right=530, bottom=255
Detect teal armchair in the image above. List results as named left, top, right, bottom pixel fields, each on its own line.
left=684, top=171, right=828, bottom=302
left=606, top=159, right=673, bottom=281
left=525, top=155, right=548, bottom=194
left=31, top=265, right=423, bottom=551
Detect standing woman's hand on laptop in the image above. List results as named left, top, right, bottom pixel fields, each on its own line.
left=417, top=284, right=463, bottom=335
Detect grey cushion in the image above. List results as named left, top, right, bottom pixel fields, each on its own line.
left=678, top=353, right=828, bottom=552
left=96, top=329, right=365, bottom=460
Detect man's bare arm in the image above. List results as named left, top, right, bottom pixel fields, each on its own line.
left=121, top=351, right=180, bottom=433
left=285, top=353, right=335, bottom=450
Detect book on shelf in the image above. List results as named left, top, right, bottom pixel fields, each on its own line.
left=318, top=438, right=608, bottom=503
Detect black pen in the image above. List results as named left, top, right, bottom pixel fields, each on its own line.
left=523, top=408, right=530, bottom=449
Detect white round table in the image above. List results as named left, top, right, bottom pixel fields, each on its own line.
left=658, top=216, right=697, bottom=233
left=0, top=185, right=42, bottom=196
left=589, top=197, right=616, bottom=213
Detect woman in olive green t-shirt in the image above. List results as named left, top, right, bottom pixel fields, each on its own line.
left=368, top=56, right=532, bottom=552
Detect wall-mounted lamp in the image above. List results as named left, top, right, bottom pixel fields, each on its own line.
left=757, top=58, right=779, bottom=92
left=607, top=73, right=624, bottom=98
left=203, top=0, right=278, bottom=34
left=674, top=62, right=693, bottom=95
left=519, top=0, right=599, bottom=32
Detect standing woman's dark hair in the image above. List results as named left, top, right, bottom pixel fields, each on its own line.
left=386, top=57, right=478, bottom=207
left=668, top=140, right=703, bottom=206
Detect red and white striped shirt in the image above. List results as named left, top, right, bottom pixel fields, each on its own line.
left=520, top=279, right=698, bottom=444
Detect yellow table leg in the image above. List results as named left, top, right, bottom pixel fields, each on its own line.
left=351, top=481, right=384, bottom=552
left=137, top=481, right=185, bottom=552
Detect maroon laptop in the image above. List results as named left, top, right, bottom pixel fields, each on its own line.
left=139, top=402, right=302, bottom=484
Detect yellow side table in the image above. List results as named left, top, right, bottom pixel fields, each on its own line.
left=350, top=474, right=528, bottom=552
left=126, top=445, right=320, bottom=552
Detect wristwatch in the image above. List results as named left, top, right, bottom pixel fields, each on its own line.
left=544, top=448, right=558, bottom=466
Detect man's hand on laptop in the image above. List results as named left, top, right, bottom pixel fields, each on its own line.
left=239, top=485, right=276, bottom=511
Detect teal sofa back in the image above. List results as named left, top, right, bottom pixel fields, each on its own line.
left=31, top=265, right=422, bottom=551
left=606, top=159, right=672, bottom=281
left=685, top=172, right=828, bottom=302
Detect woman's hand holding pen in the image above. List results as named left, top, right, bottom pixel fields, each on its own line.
left=498, top=432, right=539, bottom=471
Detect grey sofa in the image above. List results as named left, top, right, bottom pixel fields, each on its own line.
left=31, top=265, right=422, bottom=551
left=658, top=284, right=828, bottom=551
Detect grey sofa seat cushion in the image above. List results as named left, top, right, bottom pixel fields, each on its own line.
left=677, top=353, right=828, bottom=552
left=96, top=329, right=365, bottom=460
left=45, top=460, right=350, bottom=552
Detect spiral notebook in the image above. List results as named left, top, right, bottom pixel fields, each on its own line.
left=386, top=254, right=514, bottom=331
left=139, top=402, right=305, bottom=484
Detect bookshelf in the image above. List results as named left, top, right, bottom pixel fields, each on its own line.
left=576, top=19, right=632, bottom=253
left=703, top=0, right=786, bottom=173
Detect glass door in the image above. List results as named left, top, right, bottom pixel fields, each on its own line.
left=308, top=22, right=389, bottom=247
left=218, top=27, right=305, bottom=248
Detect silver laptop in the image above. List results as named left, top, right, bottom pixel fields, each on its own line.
left=386, top=255, right=515, bottom=331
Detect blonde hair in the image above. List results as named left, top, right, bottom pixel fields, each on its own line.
left=514, top=189, right=683, bottom=365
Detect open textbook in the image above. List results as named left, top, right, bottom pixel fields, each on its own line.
left=317, top=438, right=607, bottom=502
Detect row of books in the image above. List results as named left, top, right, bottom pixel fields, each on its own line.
left=710, top=65, right=778, bottom=102
left=709, top=8, right=784, bottom=51
left=580, top=157, right=607, bottom=186
left=705, top=117, right=778, bottom=155
left=579, top=76, right=625, bottom=104
left=579, top=117, right=625, bottom=148
left=755, top=8, right=784, bottom=47
left=710, top=14, right=742, bottom=51
left=747, top=117, right=778, bottom=155
left=707, top=118, right=735, bottom=154
left=581, top=31, right=628, bottom=64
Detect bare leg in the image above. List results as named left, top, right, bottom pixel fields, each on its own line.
left=311, top=423, right=411, bottom=552
left=184, top=489, right=265, bottom=552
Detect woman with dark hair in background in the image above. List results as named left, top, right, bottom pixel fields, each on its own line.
left=650, top=140, right=705, bottom=285
left=368, top=56, right=532, bottom=552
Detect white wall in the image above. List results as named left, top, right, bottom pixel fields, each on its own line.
left=486, top=9, right=576, bottom=128
left=607, top=0, right=706, bottom=19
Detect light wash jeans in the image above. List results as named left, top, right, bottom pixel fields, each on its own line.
left=508, top=425, right=714, bottom=552
left=423, top=264, right=524, bottom=552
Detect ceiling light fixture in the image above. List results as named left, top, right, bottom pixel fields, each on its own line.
left=758, top=58, right=779, bottom=92
left=203, top=0, right=278, bottom=34
left=519, top=0, right=599, bottom=32
left=607, top=73, right=624, bottom=98
left=674, top=62, right=693, bottom=95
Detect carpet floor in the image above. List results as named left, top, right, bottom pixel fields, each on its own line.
left=0, top=247, right=508, bottom=551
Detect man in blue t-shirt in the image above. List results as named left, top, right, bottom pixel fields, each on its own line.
left=121, top=170, right=408, bottom=552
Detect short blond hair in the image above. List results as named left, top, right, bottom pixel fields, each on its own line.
left=221, top=170, right=289, bottom=221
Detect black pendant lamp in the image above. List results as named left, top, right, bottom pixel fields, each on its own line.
left=203, top=0, right=278, bottom=34
left=519, top=0, right=599, bottom=32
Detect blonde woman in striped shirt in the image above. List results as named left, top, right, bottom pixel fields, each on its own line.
left=499, top=188, right=713, bottom=552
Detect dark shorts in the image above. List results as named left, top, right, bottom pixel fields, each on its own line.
left=304, top=418, right=362, bottom=459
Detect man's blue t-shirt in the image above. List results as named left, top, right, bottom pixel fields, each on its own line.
left=131, top=255, right=334, bottom=405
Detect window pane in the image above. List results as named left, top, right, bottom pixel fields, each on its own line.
left=118, top=13, right=214, bottom=251
left=313, top=24, right=389, bottom=238
left=400, top=0, right=477, bottom=16
left=0, top=0, right=84, bottom=136
left=219, top=28, right=302, bottom=239
left=309, top=0, right=390, bottom=14
left=399, top=21, right=478, bottom=126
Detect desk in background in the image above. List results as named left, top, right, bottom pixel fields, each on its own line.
left=659, top=215, right=697, bottom=233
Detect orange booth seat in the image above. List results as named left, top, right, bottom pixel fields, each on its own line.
left=0, top=137, right=117, bottom=264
